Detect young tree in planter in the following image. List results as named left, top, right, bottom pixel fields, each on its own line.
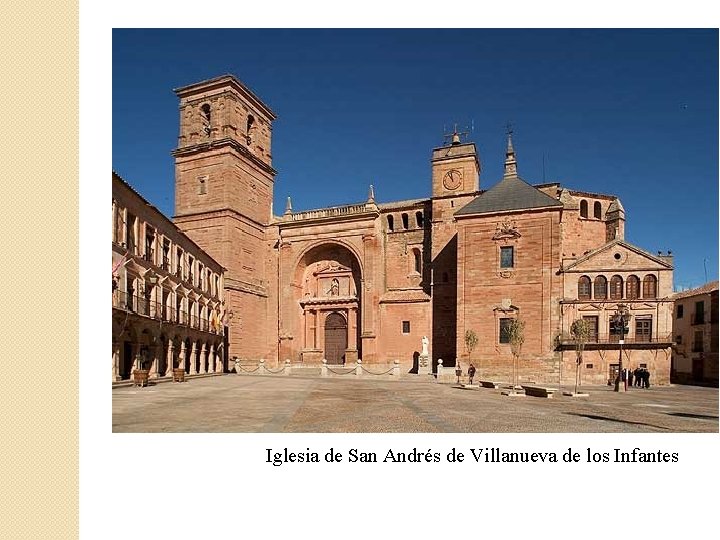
left=465, top=328, right=478, bottom=363
left=506, top=318, right=525, bottom=389
left=464, top=329, right=479, bottom=382
left=570, top=319, right=590, bottom=394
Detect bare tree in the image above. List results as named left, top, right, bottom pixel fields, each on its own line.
left=570, top=319, right=590, bottom=394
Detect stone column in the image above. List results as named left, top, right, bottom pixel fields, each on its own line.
left=200, top=343, right=207, bottom=374
left=112, top=340, right=120, bottom=382
left=150, top=342, right=161, bottom=379
left=179, top=340, right=187, bottom=373
left=189, top=341, right=198, bottom=375
left=215, top=344, right=223, bottom=373
left=165, top=340, right=175, bottom=376
left=209, top=344, right=215, bottom=373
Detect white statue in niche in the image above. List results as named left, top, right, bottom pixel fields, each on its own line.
left=329, top=278, right=339, bottom=296
left=421, top=336, right=429, bottom=357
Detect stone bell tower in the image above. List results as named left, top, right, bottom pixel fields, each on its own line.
left=172, top=74, right=277, bottom=361
left=429, top=127, right=481, bottom=367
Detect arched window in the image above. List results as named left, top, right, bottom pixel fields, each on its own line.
left=626, top=275, right=640, bottom=299
left=642, top=275, right=657, bottom=299
left=594, top=275, right=607, bottom=300
left=387, top=215, right=394, bottom=231
left=578, top=276, right=591, bottom=300
left=401, top=213, right=409, bottom=229
left=200, top=104, right=211, bottom=135
left=580, top=200, right=588, bottom=218
left=594, top=201, right=602, bottom=219
left=610, top=275, right=623, bottom=300
left=415, top=211, right=424, bottom=228
left=413, top=248, right=422, bottom=274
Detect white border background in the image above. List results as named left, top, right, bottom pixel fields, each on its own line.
left=83, top=3, right=720, bottom=538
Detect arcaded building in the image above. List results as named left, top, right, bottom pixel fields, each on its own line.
left=112, top=172, right=227, bottom=382
left=160, top=74, right=674, bottom=384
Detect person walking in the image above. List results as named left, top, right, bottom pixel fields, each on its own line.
left=645, top=369, right=651, bottom=389
left=468, top=363, right=476, bottom=385
left=634, top=367, right=642, bottom=387
left=628, top=368, right=634, bottom=388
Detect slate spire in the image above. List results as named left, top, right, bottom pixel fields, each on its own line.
left=504, top=130, right=518, bottom=179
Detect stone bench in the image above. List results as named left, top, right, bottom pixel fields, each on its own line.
left=521, top=385, right=558, bottom=398
left=479, top=380, right=500, bottom=389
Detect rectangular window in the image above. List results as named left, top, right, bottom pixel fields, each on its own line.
left=675, top=335, right=682, bottom=345
left=693, top=330, right=704, bottom=352
left=609, top=316, right=628, bottom=342
left=500, top=246, right=514, bottom=268
left=582, top=316, right=599, bottom=342
left=499, top=318, right=513, bottom=344
left=126, top=213, right=137, bottom=254
left=402, top=321, right=410, bottom=334
left=162, top=239, right=170, bottom=270
left=694, top=301, right=705, bottom=325
left=676, top=304, right=683, bottom=319
left=145, top=227, right=155, bottom=263
left=635, top=318, right=652, bottom=342
left=586, top=364, right=593, bottom=369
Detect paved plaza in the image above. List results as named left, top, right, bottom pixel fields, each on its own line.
left=112, top=374, right=719, bottom=433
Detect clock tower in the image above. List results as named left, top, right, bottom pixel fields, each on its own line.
left=429, top=129, right=481, bottom=367
left=431, top=130, right=480, bottom=200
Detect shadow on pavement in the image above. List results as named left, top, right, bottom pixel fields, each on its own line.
left=666, top=412, right=718, bottom=420
left=564, top=412, right=671, bottom=431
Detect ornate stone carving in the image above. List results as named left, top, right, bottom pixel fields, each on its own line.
left=492, top=220, right=521, bottom=241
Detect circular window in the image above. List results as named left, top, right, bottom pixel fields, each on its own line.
left=614, top=253, right=621, bottom=260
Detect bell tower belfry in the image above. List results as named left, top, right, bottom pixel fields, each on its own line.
left=172, top=74, right=277, bottom=361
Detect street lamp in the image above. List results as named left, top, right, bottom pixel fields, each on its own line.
left=612, top=303, right=630, bottom=392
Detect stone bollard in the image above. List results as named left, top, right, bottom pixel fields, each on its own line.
left=284, top=359, right=291, bottom=376
left=259, top=359, right=266, bottom=375
left=393, top=359, right=400, bottom=378
left=356, top=359, right=362, bottom=377
left=437, top=358, right=443, bottom=382
left=321, top=359, right=328, bottom=377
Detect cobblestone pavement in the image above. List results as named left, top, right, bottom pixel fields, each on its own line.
left=112, top=374, right=719, bottom=433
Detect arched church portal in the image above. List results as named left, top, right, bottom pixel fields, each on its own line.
left=292, top=243, right=362, bottom=364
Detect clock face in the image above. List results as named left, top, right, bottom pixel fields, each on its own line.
left=443, top=169, right=463, bottom=190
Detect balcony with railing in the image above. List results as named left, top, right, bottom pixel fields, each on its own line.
left=557, top=333, right=673, bottom=350
left=288, top=202, right=373, bottom=222
left=114, top=291, right=220, bottom=334
left=143, top=248, right=155, bottom=264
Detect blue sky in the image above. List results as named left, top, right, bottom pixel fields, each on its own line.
left=112, top=29, right=718, bottom=290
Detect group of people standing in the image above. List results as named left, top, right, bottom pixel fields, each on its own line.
left=619, top=366, right=651, bottom=389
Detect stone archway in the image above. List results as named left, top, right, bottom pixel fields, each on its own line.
left=290, top=242, right=362, bottom=364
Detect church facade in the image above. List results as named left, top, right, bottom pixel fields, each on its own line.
left=167, top=74, right=674, bottom=385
